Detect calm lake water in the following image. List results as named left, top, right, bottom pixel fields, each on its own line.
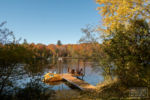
left=13, top=59, right=104, bottom=91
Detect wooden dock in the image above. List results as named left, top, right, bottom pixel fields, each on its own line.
left=62, top=73, right=96, bottom=91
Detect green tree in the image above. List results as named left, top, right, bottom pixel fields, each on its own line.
left=23, top=39, right=28, bottom=45
left=103, top=19, right=150, bottom=86
left=57, top=40, right=62, bottom=46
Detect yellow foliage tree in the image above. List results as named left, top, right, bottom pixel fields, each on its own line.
left=96, top=0, right=150, bottom=34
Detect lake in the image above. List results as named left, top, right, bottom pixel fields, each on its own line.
left=14, top=59, right=103, bottom=91
left=1, top=58, right=104, bottom=99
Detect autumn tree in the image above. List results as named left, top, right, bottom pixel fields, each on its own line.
left=96, top=0, right=150, bottom=35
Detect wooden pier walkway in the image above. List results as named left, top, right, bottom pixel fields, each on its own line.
left=62, top=73, right=96, bottom=91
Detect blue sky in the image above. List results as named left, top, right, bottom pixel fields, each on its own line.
left=0, top=0, right=102, bottom=45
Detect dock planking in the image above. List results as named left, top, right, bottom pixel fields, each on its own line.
left=62, top=73, right=96, bottom=91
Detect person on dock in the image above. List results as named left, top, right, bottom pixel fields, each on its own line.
left=78, top=68, right=83, bottom=75
left=71, top=69, right=75, bottom=74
